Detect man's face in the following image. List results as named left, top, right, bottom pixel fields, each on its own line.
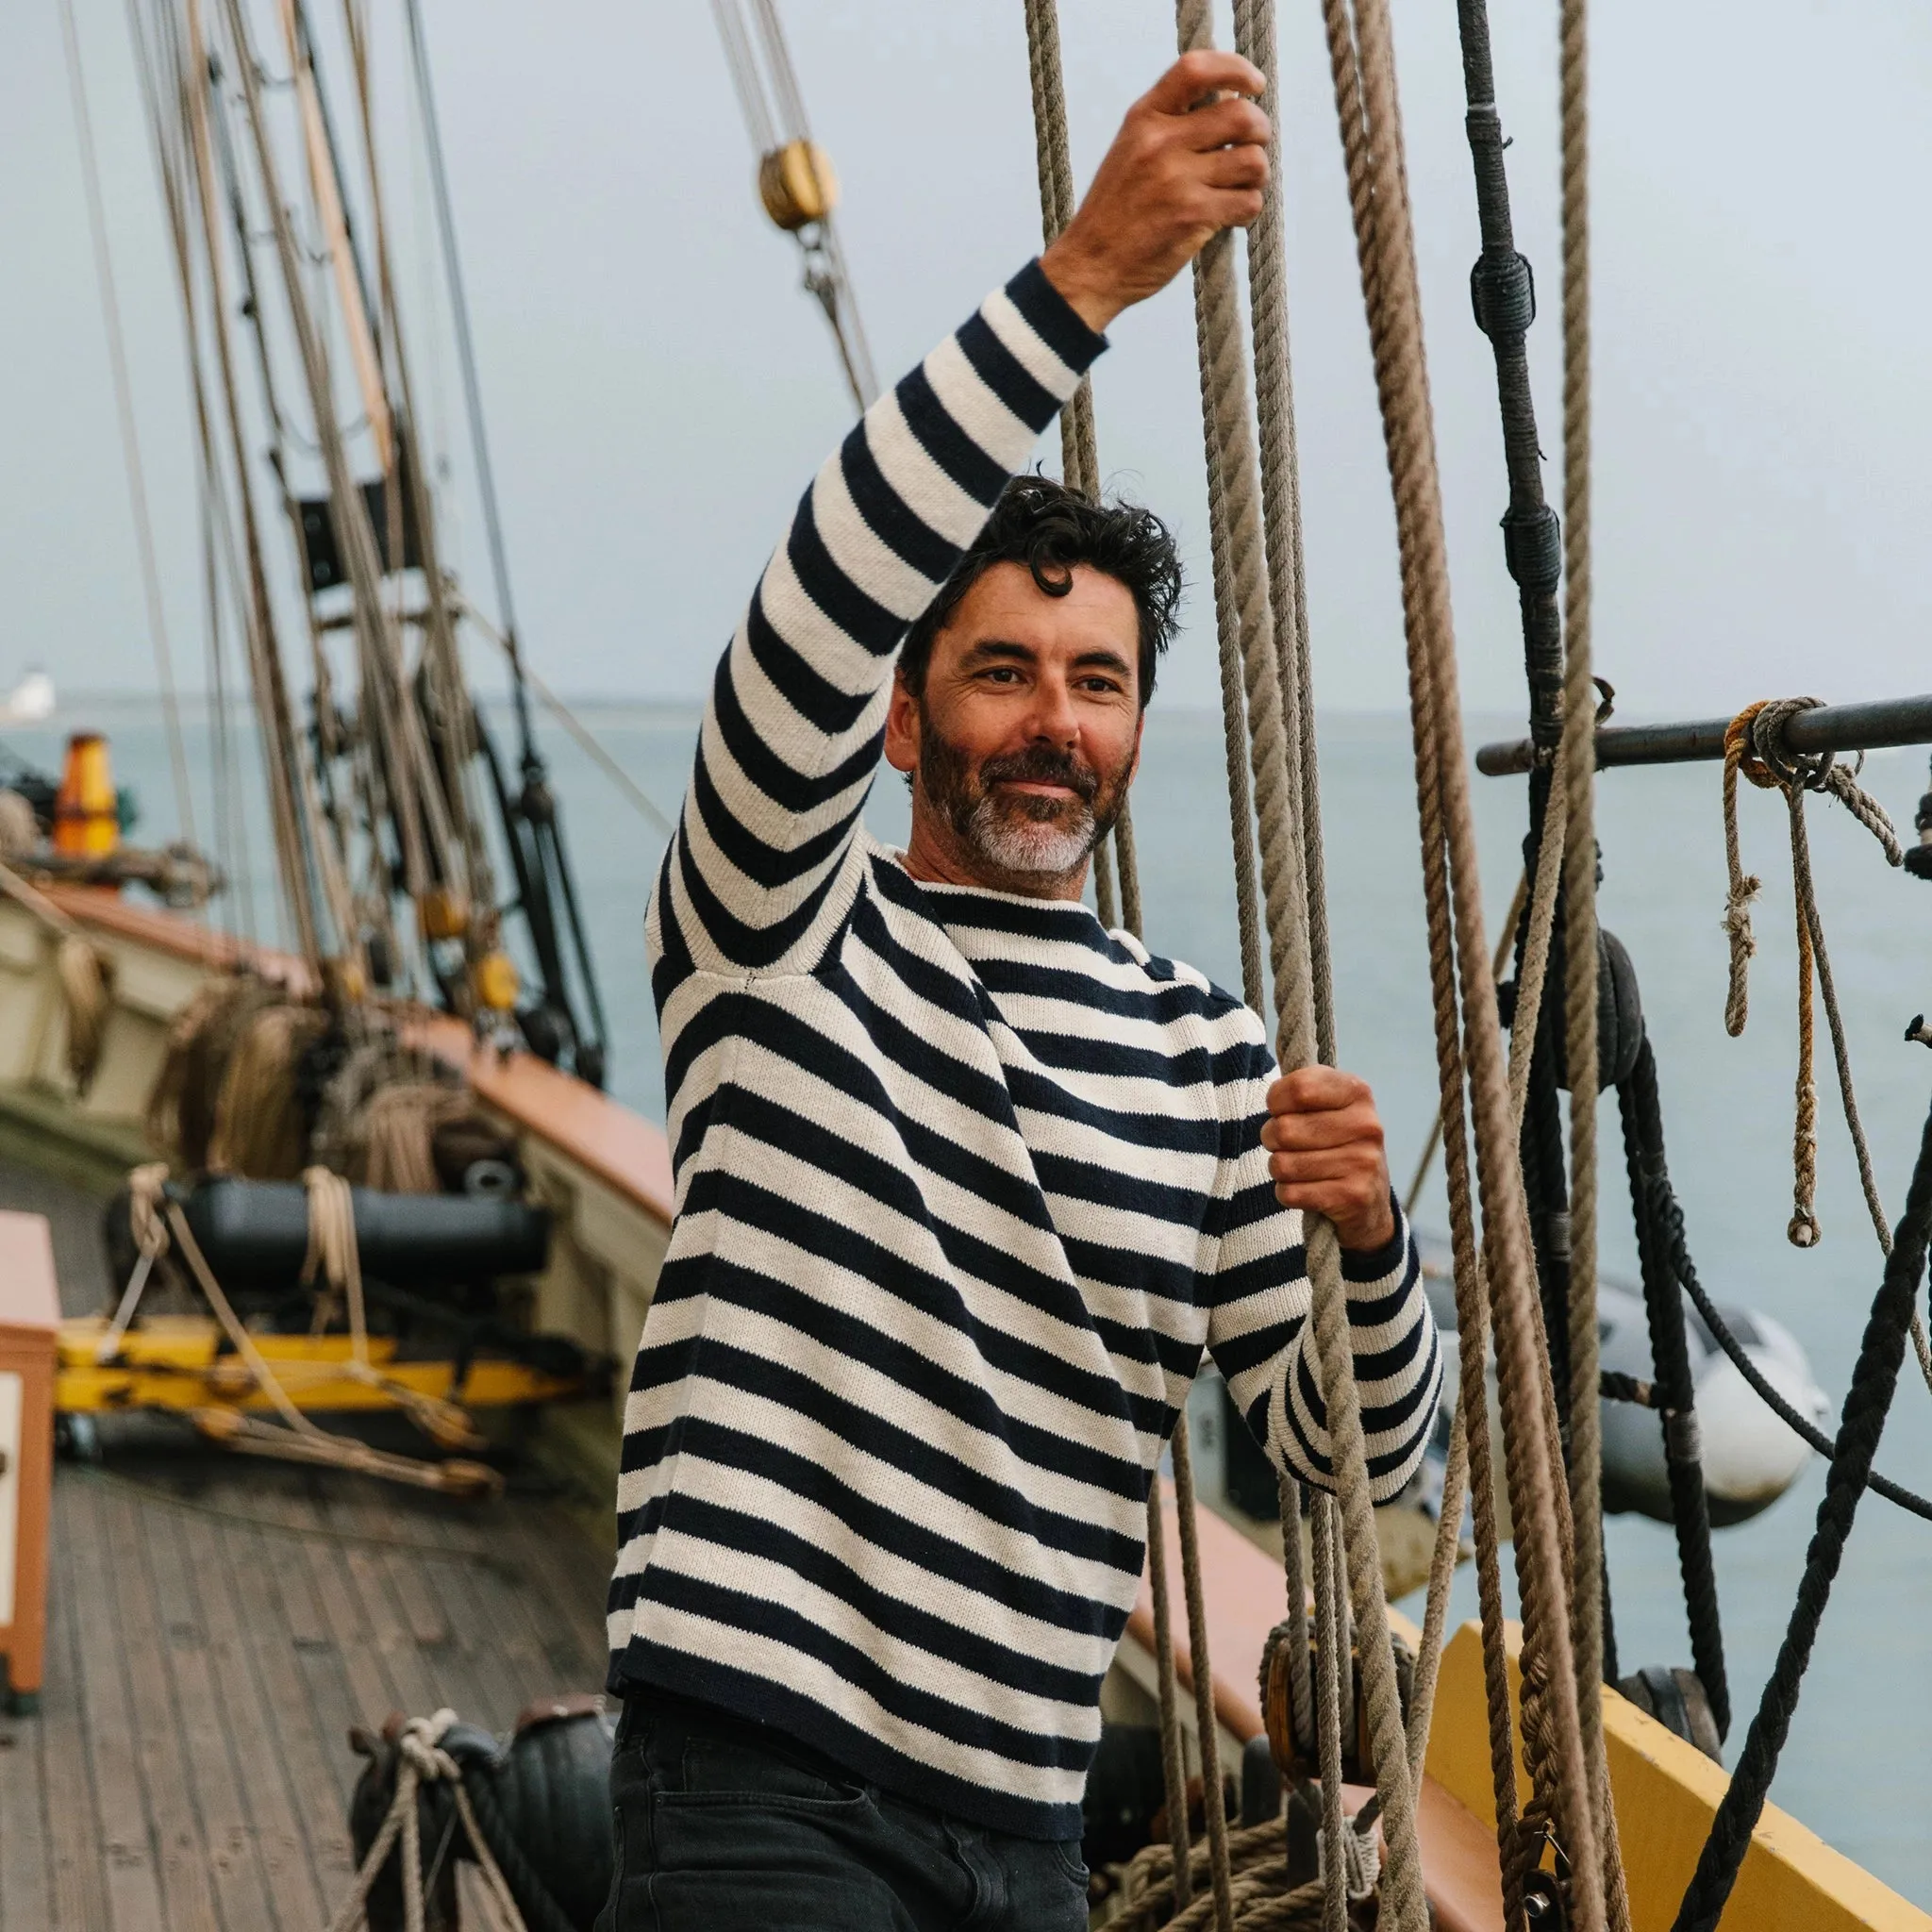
left=885, top=561, right=1144, bottom=891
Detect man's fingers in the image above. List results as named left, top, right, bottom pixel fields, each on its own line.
left=1177, top=94, right=1271, bottom=154
left=1201, top=145, right=1270, bottom=192
left=1269, top=1144, right=1382, bottom=1186
left=1143, top=49, right=1266, bottom=116
left=1262, top=1105, right=1383, bottom=1154
left=1267, top=1066, right=1374, bottom=1118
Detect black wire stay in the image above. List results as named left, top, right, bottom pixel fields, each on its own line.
left=1673, top=1094, right=1932, bottom=1932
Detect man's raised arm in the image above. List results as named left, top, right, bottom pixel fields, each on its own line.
left=648, top=51, right=1270, bottom=981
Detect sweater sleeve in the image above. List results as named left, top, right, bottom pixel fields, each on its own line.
left=646, top=261, right=1107, bottom=985
left=1200, top=1042, right=1442, bottom=1503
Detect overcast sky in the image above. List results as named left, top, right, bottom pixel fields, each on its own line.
left=7, top=2, right=1932, bottom=719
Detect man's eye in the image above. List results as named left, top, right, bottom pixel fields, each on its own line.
left=982, top=667, right=1021, bottom=683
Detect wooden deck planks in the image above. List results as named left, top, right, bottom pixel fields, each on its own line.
left=0, top=1654, right=54, bottom=1932
left=34, top=1506, right=107, bottom=1932
left=61, top=1475, right=170, bottom=1932
left=213, top=1507, right=358, bottom=1913
left=95, top=1484, right=223, bottom=1932
left=26, top=1444, right=618, bottom=1932
left=134, top=1493, right=277, bottom=1931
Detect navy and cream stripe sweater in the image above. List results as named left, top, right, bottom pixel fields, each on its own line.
left=608, top=260, right=1441, bottom=1840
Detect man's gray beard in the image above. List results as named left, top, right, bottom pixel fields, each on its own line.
left=963, top=793, right=1098, bottom=876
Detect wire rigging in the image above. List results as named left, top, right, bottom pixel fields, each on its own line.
left=58, top=0, right=198, bottom=856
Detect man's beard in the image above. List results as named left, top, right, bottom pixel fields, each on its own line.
left=915, top=709, right=1132, bottom=882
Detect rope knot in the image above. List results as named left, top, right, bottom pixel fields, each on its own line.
left=127, top=1160, right=172, bottom=1260
left=397, top=1707, right=461, bottom=1784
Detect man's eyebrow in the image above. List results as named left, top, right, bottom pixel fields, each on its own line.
left=956, top=638, right=1135, bottom=676
left=958, top=638, right=1037, bottom=666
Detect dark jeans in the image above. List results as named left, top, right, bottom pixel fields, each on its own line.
left=595, top=1691, right=1089, bottom=1931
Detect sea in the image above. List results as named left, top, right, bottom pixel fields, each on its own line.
left=20, top=693, right=1932, bottom=1906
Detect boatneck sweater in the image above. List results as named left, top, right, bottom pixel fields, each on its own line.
left=607, top=260, right=1441, bottom=1841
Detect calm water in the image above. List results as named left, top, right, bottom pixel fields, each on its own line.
left=28, top=693, right=1932, bottom=1903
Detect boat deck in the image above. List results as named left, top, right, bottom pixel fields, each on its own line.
left=0, top=1166, right=617, bottom=1932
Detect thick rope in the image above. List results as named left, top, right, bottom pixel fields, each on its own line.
left=1555, top=4, right=1623, bottom=1908
left=1232, top=0, right=1330, bottom=1064
left=1277, top=1480, right=1316, bottom=1759
left=1177, top=9, right=1426, bottom=1927
left=1618, top=1042, right=1730, bottom=1736
left=1309, top=1494, right=1347, bottom=1932
left=1169, top=1414, right=1237, bottom=1929
left=1146, top=1476, right=1197, bottom=1908
left=1020, top=8, right=1199, bottom=1896
left=1319, top=0, right=1604, bottom=1921
left=325, top=1710, right=533, bottom=1932
left=1673, top=1092, right=1932, bottom=1932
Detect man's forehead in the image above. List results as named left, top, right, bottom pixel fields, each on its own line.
left=944, top=561, right=1138, bottom=640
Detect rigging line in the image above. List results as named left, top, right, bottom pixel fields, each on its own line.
left=401, top=0, right=534, bottom=763
left=750, top=0, right=812, bottom=144
left=457, top=599, right=672, bottom=837
left=712, top=0, right=776, bottom=156
left=58, top=0, right=198, bottom=855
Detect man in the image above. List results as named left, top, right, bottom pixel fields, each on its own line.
left=601, top=49, right=1440, bottom=1931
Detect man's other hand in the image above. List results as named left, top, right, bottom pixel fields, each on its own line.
left=1041, top=51, right=1269, bottom=334
left=1259, top=1067, right=1397, bottom=1256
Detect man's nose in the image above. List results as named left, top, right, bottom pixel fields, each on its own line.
left=1024, top=674, right=1080, bottom=744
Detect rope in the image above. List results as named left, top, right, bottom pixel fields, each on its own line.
left=1318, top=0, right=1605, bottom=1920
left=1277, top=1479, right=1315, bottom=1759
left=58, top=0, right=197, bottom=856
left=325, top=1710, right=533, bottom=1932
left=1722, top=696, right=1904, bottom=1251
left=1171, top=1410, right=1238, bottom=1932
left=1644, top=1139, right=1932, bottom=1523
left=1557, top=0, right=1623, bottom=1911
left=1617, top=1041, right=1729, bottom=1738
left=1178, top=6, right=1425, bottom=1924
left=0, top=860, right=112, bottom=1091
left=120, top=1164, right=499, bottom=1497
left=1309, top=1493, right=1347, bottom=1932
left=1019, top=8, right=1198, bottom=1898
left=1232, top=0, right=1329, bottom=1063
left=1673, top=1091, right=1932, bottom=1932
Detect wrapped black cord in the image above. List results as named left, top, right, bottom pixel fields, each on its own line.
left=457, top=1764, right=579, bottom=1932
left=1647, top=1158, right=1932, bottom=1524
left=1674, top=1091, right=1932, bottom=1932
left=1617, top=1035, right=1729, bottom=1736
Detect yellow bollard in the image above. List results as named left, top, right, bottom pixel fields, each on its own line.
left=53, top=733, right=118, bottom=858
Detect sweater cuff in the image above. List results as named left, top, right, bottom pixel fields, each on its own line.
left=1006, top=258, right=1109, bottom=377
left=1339, top=1191, right=1410, bottom=1291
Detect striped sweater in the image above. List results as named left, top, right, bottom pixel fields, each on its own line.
left=608, top=260, right=1441, bottom=1840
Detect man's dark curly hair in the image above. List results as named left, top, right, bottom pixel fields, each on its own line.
left=896, top=475, right=1182, bottom=707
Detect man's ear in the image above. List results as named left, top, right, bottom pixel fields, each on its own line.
left=885, top=669, right=920, bottom=776
left=1127, top=707, right=1146, bottom=788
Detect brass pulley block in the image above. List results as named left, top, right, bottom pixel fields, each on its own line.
left=1261, top=1618, right=1414, bottom=1785
left=758, top=138, right=838, bottom=231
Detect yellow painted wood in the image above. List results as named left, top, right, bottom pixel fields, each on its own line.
left=56, top=1315, right=576, bottom=1413
left=1424, top=1622, right=1930, bottom=1931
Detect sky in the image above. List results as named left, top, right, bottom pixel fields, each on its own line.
left=5, top=1, right=1932, bottom=721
